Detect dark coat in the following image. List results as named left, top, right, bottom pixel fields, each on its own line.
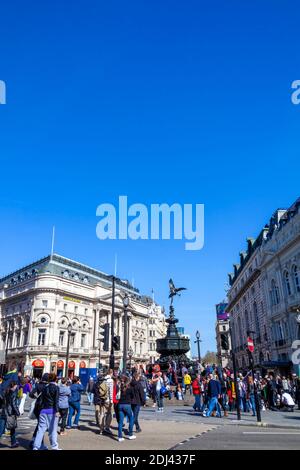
left=1, top=389, right=20, bottom=419
left=40, top=383, right=59, bottom=412
left=130, top=379, right=146, bottom=406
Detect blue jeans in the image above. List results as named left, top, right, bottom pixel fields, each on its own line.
left=193, top=394, right=202, bottom=411
left=206, top=397, right=221, bottom=417
left=87, top=392, right=94, bottom=405
left=249, top=393, right=256, bottom=416
left=0, top=417, right=17, bottom=446
left=132, top=404, right=141, bottom=431
left=118, top=404, right=134, bottom=438
left=67, top=401, right=81, bottom=427
left=156, top=391, right=164, bottom=409
left=33, top=413, right=59, bottom=450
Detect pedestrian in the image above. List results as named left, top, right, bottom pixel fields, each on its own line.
left=247, top=376, right=256, bottom=416
left=117, top=375, right=136, bottom=442
left=192, top=374, right=202, bottom=412
left=102, top=369, right=114, bottom=435
left=28, top=373, right=49, bottom=450
left=32, top=373, right=61, bottom=451
left=130, top=372, right=146, bottom=433
left=93, top=372, right=110, bottom=435
left=0, top=381, right=20, bottom=448
left=86, top=377, right=95, bottom=406
left=18, top=376, right=31, bottom=415
left=152, top=369, right=164, bottom=412
left=58, top=377, right=71, bottom=435
left=66, top=376, right=84, bottom=429
left=112, top=375, right=120, bottom=424
left=203, top=374, right=222, bottom=418
left=183, top=371, right=192, bottom=395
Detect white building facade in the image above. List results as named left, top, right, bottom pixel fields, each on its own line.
left=227, top=198, right=300, bottom=374
left=0, top=254, right=166, bottom=377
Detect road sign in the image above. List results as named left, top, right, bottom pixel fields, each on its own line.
left=247, top=337, right=254, bottom=353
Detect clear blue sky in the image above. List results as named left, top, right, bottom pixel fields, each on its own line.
left=0, top=1, right=299, bottom=355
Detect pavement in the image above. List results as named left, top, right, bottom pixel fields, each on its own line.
left=1, top=397, right=300, bottom=450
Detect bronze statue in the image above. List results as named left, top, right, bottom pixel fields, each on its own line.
left=168, top=278, right=187, bottom=305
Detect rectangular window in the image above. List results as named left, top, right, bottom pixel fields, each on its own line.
left=64, top=304, right=67, bottom=311
left=85, top=308, right=88, bottom=315
left=74, top=306, right=78, bottom=313
left=42, top=300, right=48, bottom=308
left=81, top=334, right=86, bottom=348
left=38, top=329, right=46, bottom=346
left=23, top=331, right=28, bottom=346
left=16, top=333, right=20, bottom=347
left=70, top=333, right=75, bottom=347
left=59, top=331, right=65, bottom=346
left=140, top=342, right=142, bottom=354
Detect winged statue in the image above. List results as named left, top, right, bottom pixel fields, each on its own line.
left=169, top=278, right=187, bottom=304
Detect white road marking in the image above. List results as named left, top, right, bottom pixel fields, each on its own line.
left=243, top=432, right=300, bottom=435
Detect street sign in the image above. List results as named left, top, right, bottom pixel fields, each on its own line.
left=247, top=337, right=254, bottom=353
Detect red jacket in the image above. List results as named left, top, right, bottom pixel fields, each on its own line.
left=192, top=379, right=201, bottom=395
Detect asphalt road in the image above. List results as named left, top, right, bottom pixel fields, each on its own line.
left=175, top=425, right=300, bottom=450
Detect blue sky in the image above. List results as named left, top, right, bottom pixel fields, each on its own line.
left=0, top=1, right=299, bottom=355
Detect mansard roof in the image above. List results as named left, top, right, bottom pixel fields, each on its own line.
left=228, top=196, right=300, bottom=287
left=0, top=253, right=140, bottom=297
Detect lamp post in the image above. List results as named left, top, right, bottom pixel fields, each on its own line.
left=65, top=324, right=72, bottom=378
left=247, top=330, right=262, bottom=423
left=194, top=330, right=202, bottom=364
left=96, top=337, right=101, bottom=373
left=109, top=275, right=116, bottom=370
left=122, top=294, right=129, bottom=373
left=128, top=346, right=133, bottom=373
left=229, top=318, right=241, bottom=421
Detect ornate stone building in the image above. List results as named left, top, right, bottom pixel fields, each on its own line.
left=227, top=197, right=300, bottom=374
left=0, top=254, right=166, bottom=377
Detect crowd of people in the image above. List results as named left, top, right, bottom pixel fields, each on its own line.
left=0, top=362, right=300, bottom=449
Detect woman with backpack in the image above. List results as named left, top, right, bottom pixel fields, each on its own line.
left=32, top=373, right=61, bottom=451
left=66, top=376, right=84, bottom=429
left=58, top=377, right=71, bottom=435
left=0, top=381, right=20, bottom=448
left=117, top=375, right=136, bottom=442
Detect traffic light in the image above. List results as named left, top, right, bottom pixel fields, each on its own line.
left=99, top=323, right=110, bottom=351
left=220, top=333, right=229, bottom=351
left=112, top=335, right=120, bottom=351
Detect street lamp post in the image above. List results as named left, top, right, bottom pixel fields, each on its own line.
left=109, top=275, right=116, bottom=370
left=128, top=346, right=133, bottom=373
left=122, top=294, right=129, bottom=373
left=247, top=330, right=262, bottom=423
left=65, top=324, right=72, bottom=378
left=194, top=330, right=202, bottom=364
left=229, top=319, right=241, bottom=421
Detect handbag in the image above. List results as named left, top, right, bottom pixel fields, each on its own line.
left=6, top=415, right=17, bottom=430
left=28, top=390, right=43, bottom=420
left=160, top=386, right=168, bottom=396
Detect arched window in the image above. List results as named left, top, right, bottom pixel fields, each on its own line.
left=284, top=271, right=292, bottom=296
left=271, top=279, right=280, bottom=305
left=293, top=265, right=300, bottom=293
